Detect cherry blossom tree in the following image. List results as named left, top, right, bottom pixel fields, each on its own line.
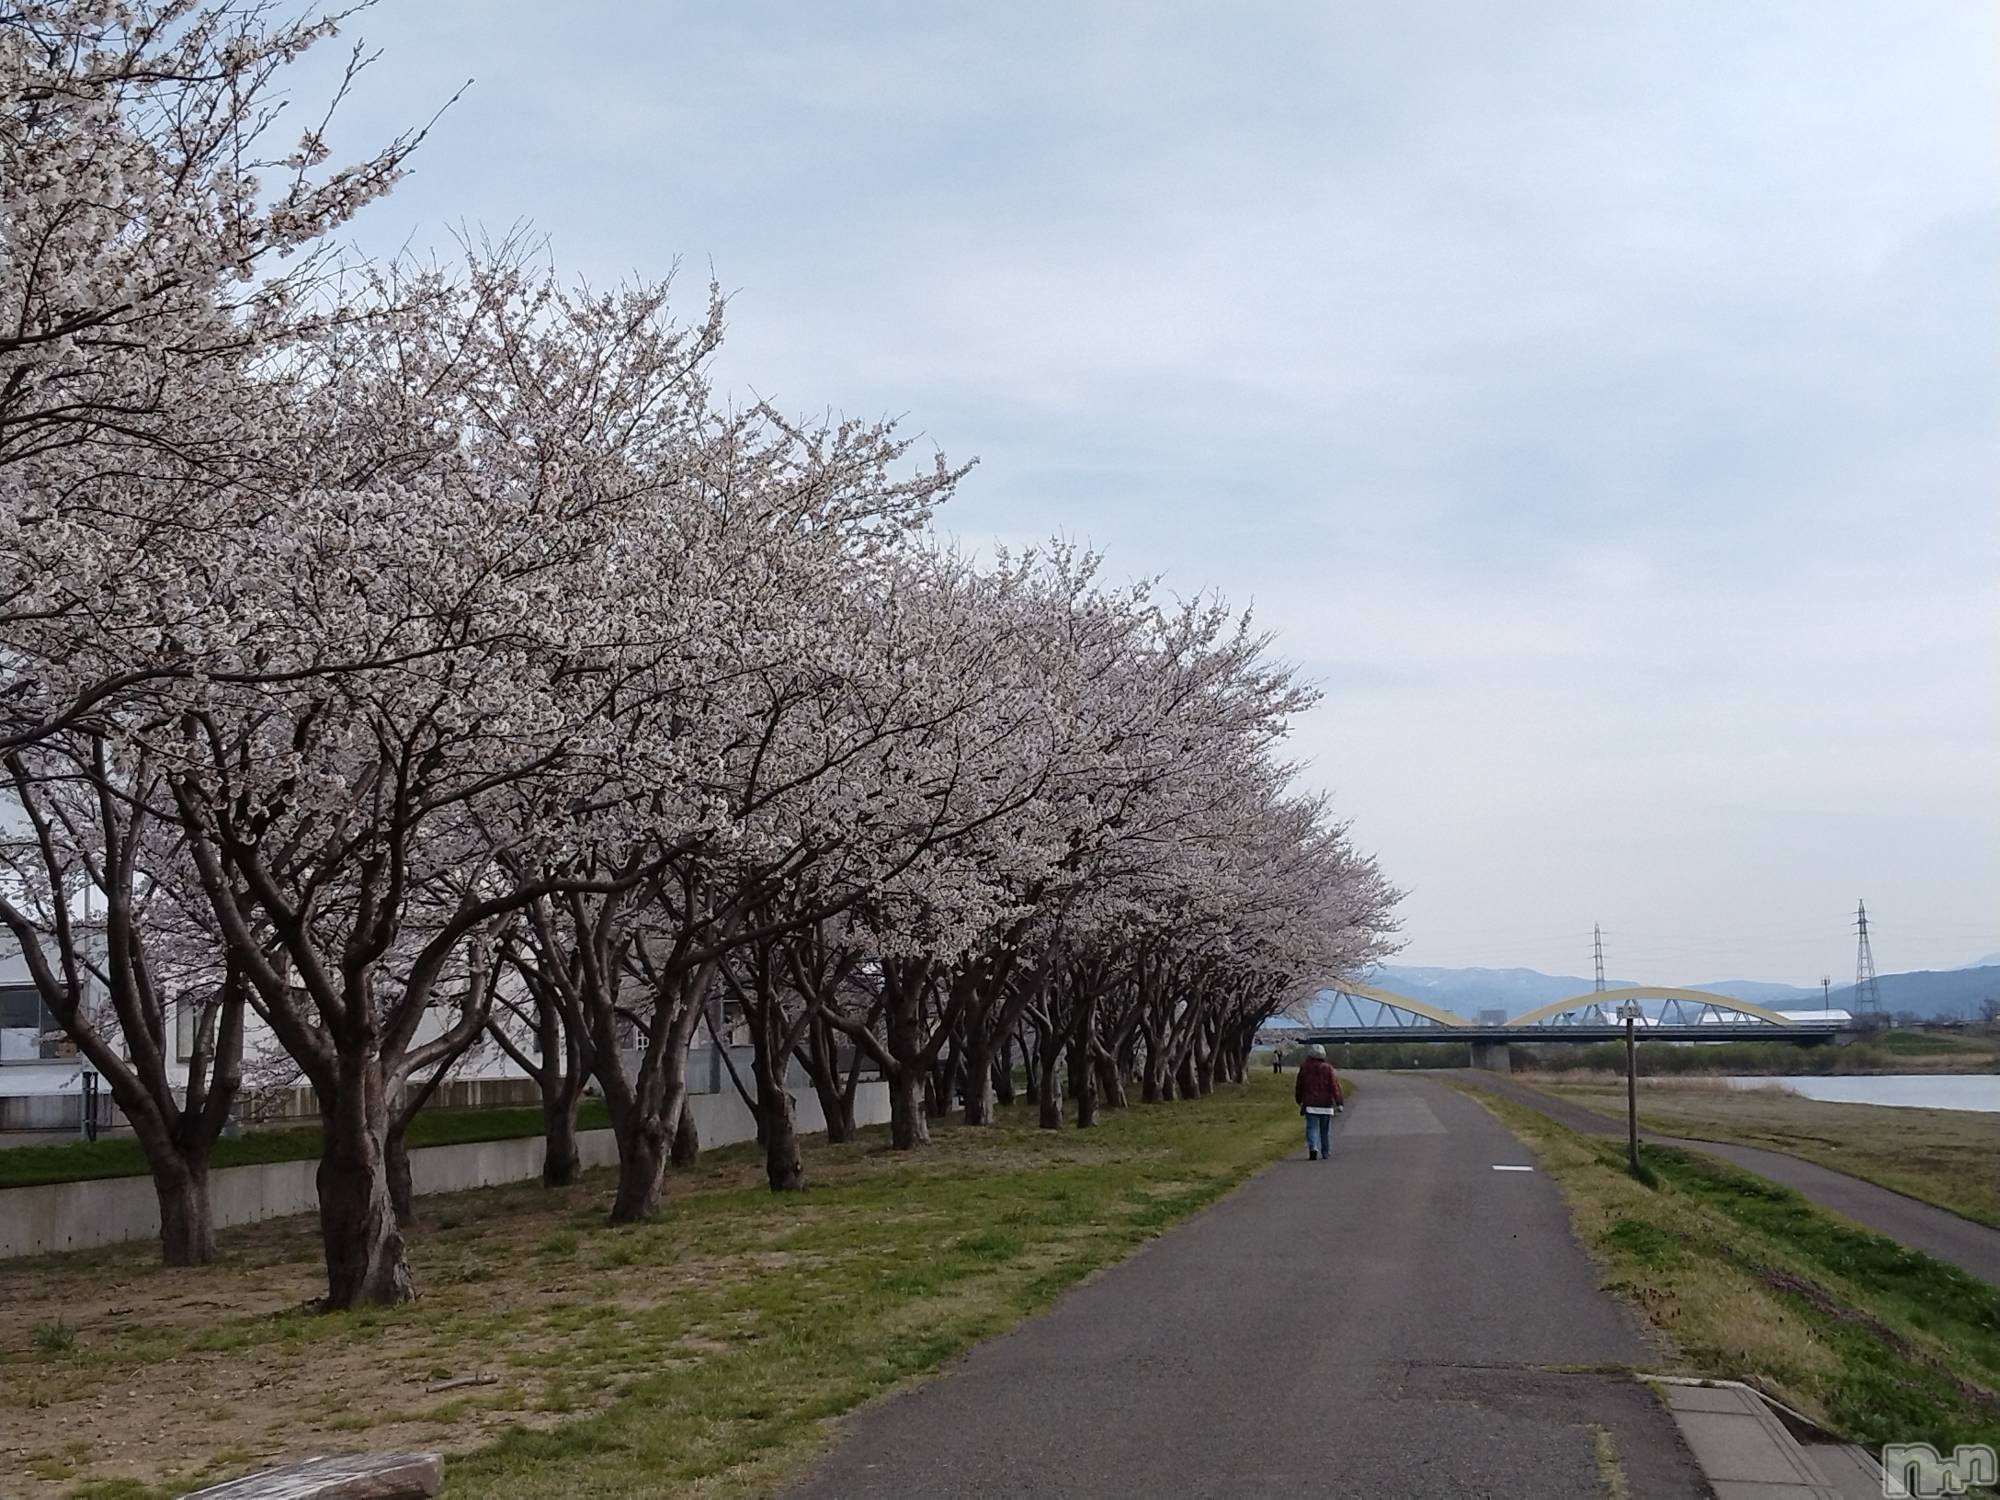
left=0, top=0, right=444, bottom=752
left=0, top=729, right=245, bottom=1262
left=0, top=3, right=1408, bottom=1313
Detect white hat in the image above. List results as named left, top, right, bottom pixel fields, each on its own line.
left=1307, top=1044, right=1326, bottom=1059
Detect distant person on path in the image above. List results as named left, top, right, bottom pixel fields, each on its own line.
left=1295, top=1044, right=1344, bottom=1160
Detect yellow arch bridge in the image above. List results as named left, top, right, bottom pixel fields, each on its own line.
left=1281, top=982, right=1853, bottom=1072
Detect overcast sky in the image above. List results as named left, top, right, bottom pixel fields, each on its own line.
left=306, top=2, right=1998, bottom=985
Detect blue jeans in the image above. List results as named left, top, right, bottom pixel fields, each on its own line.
left=1304, top=1111, right=1332, bottom=1156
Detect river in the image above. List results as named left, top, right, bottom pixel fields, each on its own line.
left=1721, top=1074, right=2000, bottom=1113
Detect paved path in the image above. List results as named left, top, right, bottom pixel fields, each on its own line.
left=787, top=1074, right=1706, bottom=1499
left=1450, top=1071, right=2000, bottom=1289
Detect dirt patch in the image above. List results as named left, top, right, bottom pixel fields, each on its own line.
left=0, top=1164, right=820, bottom=1495
left=0, top=1086, right=1299, bottom=1498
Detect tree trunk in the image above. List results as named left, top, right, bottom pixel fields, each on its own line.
left=316, top=1059, right=413, bottom=1308
left=930, top=1044, right=961, bottom=1120
left=670, top=1095, right=700, bottom=1168
left=762, top=1082, right=803, bottom=1191
left=962, top=1029, right=996, bottom=1126
left=752, top=1025, right=804, bottom=1191
left=385, top=1123, right=415, bottom=1227
left=803, top=1018, right=851, bottom=1145
left=885, top=978, right=931, bottom=1150
left=1097, top=1052, right=1127, bottom=1110
left=1070, top=1037, right=1097, bottom=1129
left=1194, top=1035, right=1216, bottom=1096
left=1176, top=1049, right=1201, bottom=1101
left=154, top=1158, right=216, bottom=1267
left=889, top=1065, right=929, bottom=1149
left=1037, top=1035, right=1063, bottom=1130
left=543, top=1085, right=583, bottom=1187
left=609, top=1114, right=670, bottom=1222
left=993, top=1032, right=1016, bottom=1105
left=123, top=1105, right=222, bottom=1267
left=836, top=1033, right=864, bottom=1139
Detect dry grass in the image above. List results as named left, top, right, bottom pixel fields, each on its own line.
left=0, top=1080, right=1299, bottom=1500
left=1514, top=1073, right=2000, bottom=1227
left=1448, top=1081, right=2000, bottom=1454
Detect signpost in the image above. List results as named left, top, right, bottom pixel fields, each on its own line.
left=1615, top=1000, right=1643, bottom=1172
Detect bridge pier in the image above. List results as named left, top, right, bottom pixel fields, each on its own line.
left=1470, top=1040, right=1513, bottom=1074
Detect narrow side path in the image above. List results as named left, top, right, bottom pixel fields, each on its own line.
left=786, top=1075, right=1706, bottom=1499
left=1448, top=1070, right=2000, bottom=1289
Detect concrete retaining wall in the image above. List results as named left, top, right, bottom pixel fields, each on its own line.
left=0, top=1080, right=890, bottom=1260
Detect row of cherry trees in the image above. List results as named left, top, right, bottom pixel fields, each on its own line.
left=0, top=2, right=1399, bottom=1307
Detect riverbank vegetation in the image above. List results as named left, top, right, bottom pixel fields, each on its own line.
left=1315, top=1028, right=1997, bottom=1077
left=1524, top=1030, right=1998, bottom=1078
left=1512, top=1075, right=2000, bottom=1228
left=0, top=1079, right=1298, bottom=1499
left=1459, top=1088, right=2000, bottom=1457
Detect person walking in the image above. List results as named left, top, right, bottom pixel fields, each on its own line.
left=1294, top=1044, right=1344, bottom=1160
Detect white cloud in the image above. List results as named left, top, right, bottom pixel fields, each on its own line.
left=299, top=0, right=1998, bottom=977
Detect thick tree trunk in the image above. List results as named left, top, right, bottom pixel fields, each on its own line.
left=1037, top=1036, right=1063, bottom=1130
left=1141, top=1045, right=1164, bottom=1104
left=930, top=1045, right=962, bottom=1119
left=1097, top=1052, right=1127, bottom=1111
left=837, top=1034, right=864, bottom=1139
left=993, top=1032, right=1016, bottom=1105
left=96, top=1040, right=237, bottom=1268
left=762, top=1084, right=803, bottom=1191
left=889, top=1065, right=929, bottom=1149
left=1194, top=1036, right=1216, bottom=1096
left=543, top=1086, right=583, bottom=1187
left=385, top=1124, right=415, bottom=1226
left=803, top=1019, right=851, bottom=1145
left=609, top=1114, right=670, bottom=1222
left=316, top=1059, right=413, bottom=1308
left=670, top=1095, right=700, bottom=1168
left=1176, top=1049, right=1201, bottom=1101
left=1070, top=1037, right=1097, bottom=1129
left=961, top=1030, right=996, bottom=1126
left=154, top=1158, right=216, bottom=1266
left=885, top=978, right=931, bottom=1150
left=124, top=1108, right=221, bottom=1266
left=753, top=1027, right=804, bottom=1191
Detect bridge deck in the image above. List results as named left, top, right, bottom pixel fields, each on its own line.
left=1285, top=1023, right=1848, bottom=1045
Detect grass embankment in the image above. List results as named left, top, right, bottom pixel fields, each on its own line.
left=1320, top=1028, right=2000, bottom=1077
left=0, top=1077, right=1298, bottom=1500
left=1453, top=1085, right=2000, bottom=1456
left=1524, top=1029, right=2000, bottom=1078
left=1514, top=1075, right=2000, bottom=1228
left=0, top=1102, right=614, bottom=1191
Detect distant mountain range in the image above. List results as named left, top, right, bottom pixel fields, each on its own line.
left=1316, top=961, right=2000, bottom=1023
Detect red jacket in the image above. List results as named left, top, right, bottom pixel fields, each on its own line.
left=1294, top=1057, right=1344, bottom=1109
